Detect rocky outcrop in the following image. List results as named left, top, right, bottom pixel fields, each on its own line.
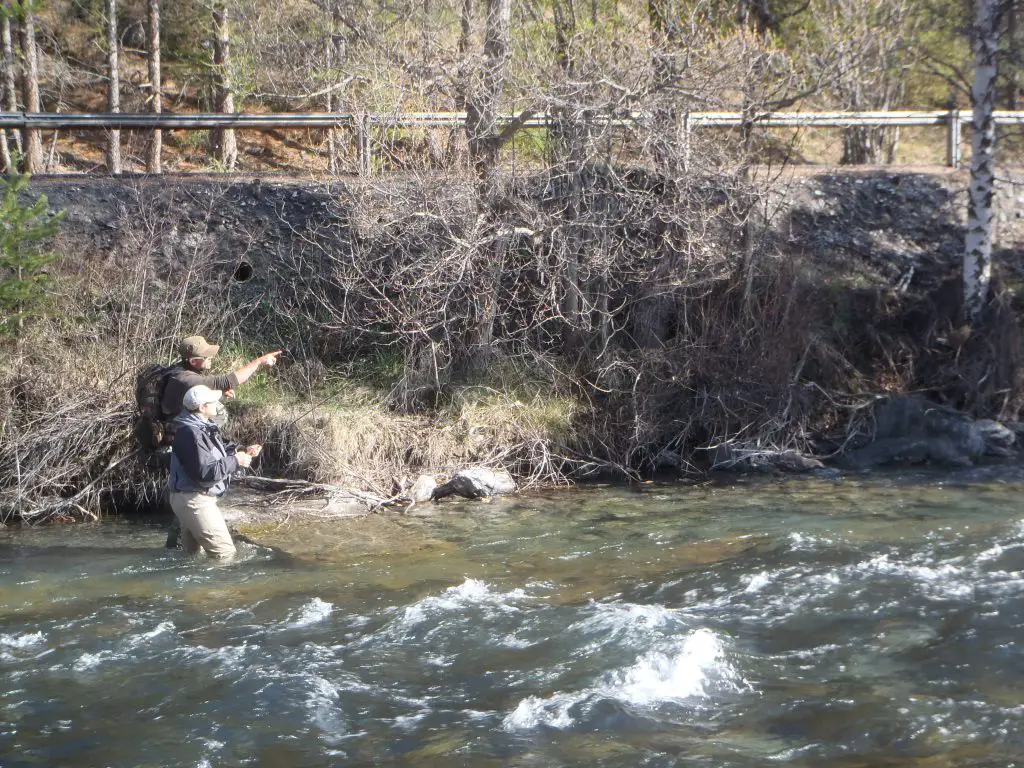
left=841, top=396, right=1018, bottom=469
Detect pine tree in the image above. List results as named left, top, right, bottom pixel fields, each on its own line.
left=0, top=172, right=65, bottom=334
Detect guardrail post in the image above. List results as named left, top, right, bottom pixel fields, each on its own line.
left=357, top=114, right=372, bottom=176
left=947, top=108, right=962, bottom=169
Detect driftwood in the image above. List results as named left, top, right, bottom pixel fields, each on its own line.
left=234, top=474, right=388, bottom=507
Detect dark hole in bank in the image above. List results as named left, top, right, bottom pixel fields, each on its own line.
left=233, top=261, right=254, bottom=282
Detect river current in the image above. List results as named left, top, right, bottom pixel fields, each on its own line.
left=2, top=472, right=1024, bottom=767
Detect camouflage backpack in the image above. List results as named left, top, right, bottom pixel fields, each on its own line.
left=133, top=363, right=177, bottom=450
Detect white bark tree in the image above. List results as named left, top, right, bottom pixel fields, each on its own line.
left=146, top=0, right=162, bottom=174
left=964, top=0, right=1000, bottom=321
left=209, top=2, right=237, bottom=170
left=105, top=0, right=121, bottom=175
left=0, top=8, right=16, bottom=172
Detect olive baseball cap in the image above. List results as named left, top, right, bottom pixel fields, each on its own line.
left=179, top=335, right=220, bottom=359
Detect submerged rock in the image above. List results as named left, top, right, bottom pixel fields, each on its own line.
left=431, top=468, right=516, bottom=501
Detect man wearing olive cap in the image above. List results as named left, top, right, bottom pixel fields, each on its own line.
left=168, top=384, right=261, bottom=559
left=162, top=335, right=279, bottom=549
left=161, top=335, right=281, bottom=420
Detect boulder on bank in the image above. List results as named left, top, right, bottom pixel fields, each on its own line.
left=840, top=395, right=1018, bottom=470
left=431, top=468, right=516, bottom=501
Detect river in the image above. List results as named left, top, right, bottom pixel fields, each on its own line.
left=2, top=472, right=1024, bottom=766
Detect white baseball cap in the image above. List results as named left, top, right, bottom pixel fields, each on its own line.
left=182, top=385, right=223, bottom=411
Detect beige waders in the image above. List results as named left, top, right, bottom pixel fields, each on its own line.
left=168, top=491, right=236, bottom=559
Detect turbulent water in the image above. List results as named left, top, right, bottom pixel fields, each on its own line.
left=3, top=472, right=1024, bottom=767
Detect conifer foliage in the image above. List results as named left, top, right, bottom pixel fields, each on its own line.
left=0, top=172, right=64, bottom=334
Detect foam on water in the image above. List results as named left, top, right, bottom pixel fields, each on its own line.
left=569, top=602, right=680, bottom=646
left=0, top=631, right=50, bottom=665
left=72, top=650, right=118, bottom=672
left=788, top=532, right=835, bottom=551
left=288, top=598, right=334, bottom=627
left=0, top=631, right=44, bottom=649
left=601, top=628, right=743, bottom=705
left=503, top=628, right=743, bottom=731
left=395, top=578, right=529, bottom=631
left=125, top=621, right=175, bottom=648
left=306, top=674, right=347, bottom=739
left=855, top=553, right=975, bottom=599
left=504, top=692, right=579, bottom=731
left=744, top=571, right=771, bottom=593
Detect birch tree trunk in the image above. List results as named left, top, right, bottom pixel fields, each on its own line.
left=209, top=3, right=237, bottom=170
left=964, top=0, right=1000, bottom=321
left=0, top=10, right=15, bottom=172
left=105, top=0, right=121, bottom=175
left=146, top=0, right=162, bottom=174
left=17, top=6, right=42, bottom=173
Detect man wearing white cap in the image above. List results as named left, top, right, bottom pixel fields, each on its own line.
left=168, top=385, right=261, bottom=558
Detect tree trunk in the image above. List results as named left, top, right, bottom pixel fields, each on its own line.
left=146, top=0, right=162, bottom=174
left=105, top=0, right=121, bottom=175
left=633, top=0, right=682, bottom=347
left=551, top=0, right=593, bottom=353
left=16, top=7, right=42, bottom=173
left=0, top=12, right=15, bottom=172
left=738, top=0, right=774, bottom=36
left=464, top=0, right=510, bottom=178
left=964, top=0, right=1000, bottom=321
left=1007, top=0, right=1020, bottom=109
left=840, top=126, right=887, bottom=164
left=325, top=3, right=345, bottom=174
left=457, top=0, right=511, bottom=379
left=209, top=4, right=237, bottom=170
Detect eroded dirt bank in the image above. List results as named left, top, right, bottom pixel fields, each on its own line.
left=5, top=166, right=1024, bottom=523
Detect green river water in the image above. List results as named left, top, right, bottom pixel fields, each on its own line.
left=3, top=471, right=1024, bottom=767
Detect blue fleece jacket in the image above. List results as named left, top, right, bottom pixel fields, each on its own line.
left=168, top=411, right=239, bottom=496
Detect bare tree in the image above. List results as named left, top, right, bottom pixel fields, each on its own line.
left=965, top=0, right=1000, bottom=320
left=322, top=1, right=348, bottom=174
left=105, top=0, right=121, bottom=175
left=209, top=2, right=237, bottom=170
left=146, top=0, right=162, bottom=174
left=810, top=0, right=918, bottom=165
left=457, top=0, right=513, bottom=377
left=16, top=2, right=42, bottom=173
left=0, top=7, right=16, bottom=172
left=464, top=0, right=511, bottom=178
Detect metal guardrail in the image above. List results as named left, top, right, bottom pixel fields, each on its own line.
left=2, top=109, right=1021, bottom=171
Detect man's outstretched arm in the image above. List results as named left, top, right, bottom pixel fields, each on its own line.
left=232, top=351, right=282, bottom=387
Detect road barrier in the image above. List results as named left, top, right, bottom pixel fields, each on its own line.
left=0, top=108, right=1017, bottom=174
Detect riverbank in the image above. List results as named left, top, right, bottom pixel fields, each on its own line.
left=2, top=167, right=1024, bottom=522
